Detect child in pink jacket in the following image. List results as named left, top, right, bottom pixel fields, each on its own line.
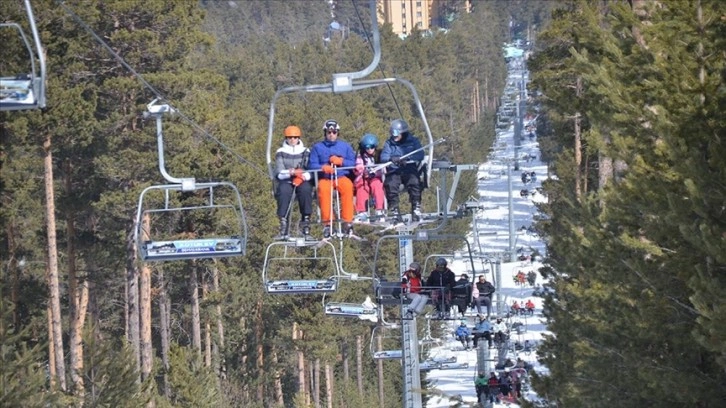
left=354, top=133, right=386, bottom=222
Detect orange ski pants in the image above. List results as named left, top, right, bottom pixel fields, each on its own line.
left=318, top=177, right=354, bottom=223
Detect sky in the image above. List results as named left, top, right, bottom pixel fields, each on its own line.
left=417, top=57, right=550, bottom=408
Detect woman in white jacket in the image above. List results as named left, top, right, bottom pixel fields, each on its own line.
left=274, top=125, right=313, bottom=240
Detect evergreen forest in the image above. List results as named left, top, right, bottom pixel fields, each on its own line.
left=1, top=1, right=724, bottom=407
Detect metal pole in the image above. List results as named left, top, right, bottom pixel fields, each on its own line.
left=508, top=163, right=516, bottom=261
left=399, top=230, right=421, bottom=408
left=495, top=260, right=503, bottom=317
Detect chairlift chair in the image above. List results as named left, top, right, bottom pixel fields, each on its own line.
left=0, top=0, right=46, bottom=111
left=370, top=324, right=402, bottom=360
left=262, top=239, right=341, bottom=294
left=134, top=99, right=248, bottom=261
left=324, top=296, right=378, bottom=321
left=135, top=182, right=247, bottom=261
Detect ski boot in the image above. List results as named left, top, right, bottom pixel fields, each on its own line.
left=354, top=212, right=369, bottom=223
left=322, top=224, right=331, bottom=239
left=411, top=203, right=422, bottom=222
left=390, top=207, right=404, bottom=224
left=375, top=210, right=386, bottom=223
left=273, top=217, right=289, bottom=240
left=343, top=222, right=354, bottom=237
left=300, top=216, right=314, bottom=241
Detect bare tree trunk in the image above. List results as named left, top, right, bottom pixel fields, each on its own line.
left=583, top=155, right=589, bottom=193
left=313, top=359, right=321, bottom=408
left=307, top=361, right=312, bottom=406
left=140, top=216, right=153, bottom=382
left=255, top=297, right=265, bottom=402
left=158, top=267, right=171, bottom=398
left=44, top=135, right=66, bottom=392
left=212, top=264, right=225, bottom=378
left=202, top=275, right=212, bottom=368
left=574, top=78, right=583, bottom=201
left=484, top=75, right=490, bottom=111
left=599, top=151, right=613, bottom=190
left=630, top=0, right=648, bottom=49
left=293, top=323, right=306, bottom=402
left=325, top=362, right=333, bottom=408
left=356, top=335, right=363, bottom=396
left=342, top=341, right=349, bottom=383
left=7, top=226, right=20, bottom=328
left=65, top=161, right=84, bottom=397
left=88, top=279, right=99, bottom=400
left=272, top=350, right=284, bottom=406
left=126, top=226, right=141, bottom=381
left=190, top=263, right=202, bottom=360
left=239, top=316, right=249, bottom=401
left=47, top=301, right=56, bottom=389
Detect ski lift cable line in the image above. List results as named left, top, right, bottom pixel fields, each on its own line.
left=350, top=0, right=404, bottom=119
left=56, top=0, right=267, bottom=178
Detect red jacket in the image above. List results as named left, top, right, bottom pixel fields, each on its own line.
left=403, top=270, right=422, bottom=294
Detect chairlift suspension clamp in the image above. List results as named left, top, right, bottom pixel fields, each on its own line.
left=145, top=98, right=175, bottom=116
left=332, top=74, right=353, bottom=93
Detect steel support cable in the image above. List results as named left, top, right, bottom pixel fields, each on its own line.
left=56, top=0, right=267, bottom=177
left=350, top=0, right=404, bottom=120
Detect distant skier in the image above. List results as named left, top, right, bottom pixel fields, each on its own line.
left=455, top=322, right=471, bottom=350
left=492, top=318, right=508, bottom=345
left=475, top=372, right=489, bottom=404
left=451, top=274, right=472, bottom=318
left=404, top=262, right=429, bottom=318
left=472, top=315, right=494, bottom=348
left=473, top=275, right=495, bottom=318
left=426, top=258, right=456, bottom=318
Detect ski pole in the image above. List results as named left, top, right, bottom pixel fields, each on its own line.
left=371, top=138, right=446, bottom=173
left=329, top=165, right=336, bottom=234
left=284, top=183, right=297, bottom=222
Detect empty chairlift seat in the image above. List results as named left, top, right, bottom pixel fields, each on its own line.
left=262, top=239, right=341, bottom=294
left=135, top=182, right=247, bottom=261
left=1, top=1, right=46, bottom=111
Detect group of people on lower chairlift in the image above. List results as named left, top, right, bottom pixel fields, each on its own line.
left=397, top=258, right=497, bottom=320
left=272, top=118, right=424, bottom=240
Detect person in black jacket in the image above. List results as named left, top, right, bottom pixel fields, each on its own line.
left=473, top=275, right=495, bottom=318
left=426, top=258, right=456, bottom=318
left=380, top=119, right=424, bottom=222
left=451, top=274, right=472, bottom=318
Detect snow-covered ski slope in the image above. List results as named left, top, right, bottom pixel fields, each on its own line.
left=423, top=60, right=551, bottom=408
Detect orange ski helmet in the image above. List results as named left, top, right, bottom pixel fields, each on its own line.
left=284, top=125, right=302, bottom=138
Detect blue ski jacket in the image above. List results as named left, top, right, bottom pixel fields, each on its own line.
left=308, top=139, right=356, bottom=179
left=455, top=326, right=471, bottom=337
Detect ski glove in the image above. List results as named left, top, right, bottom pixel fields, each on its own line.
left=355, top=163, right=365, bottom=174
left=329, top=156, right=344, bottom=166
left=322, top=165, right=335, bottom=175
left=292, top=168, right=304, bottom=179
left=292, top=176, right=304, bottom=187
left=390, top=156, right=402, bottom=165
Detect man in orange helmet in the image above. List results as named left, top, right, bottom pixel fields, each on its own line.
left=273, top=125, right=313, bottom=240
